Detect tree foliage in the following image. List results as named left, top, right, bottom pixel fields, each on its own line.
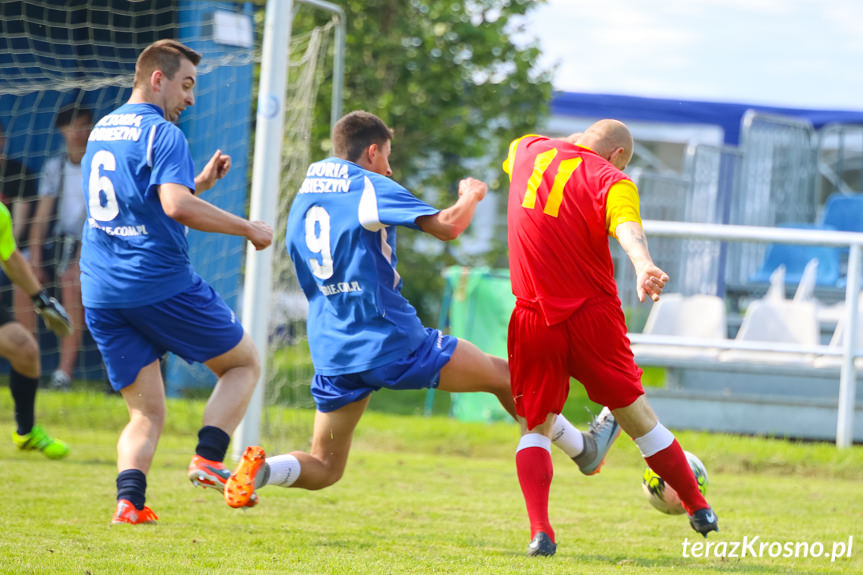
left=293, top=0, right=554, bottom=323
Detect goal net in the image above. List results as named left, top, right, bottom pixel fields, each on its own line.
left=0, top=1, right=335, bottom=441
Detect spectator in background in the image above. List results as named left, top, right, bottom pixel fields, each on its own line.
left=28, top=104, right=93, bottom=390
left=0, top=121, right=38, bottom=309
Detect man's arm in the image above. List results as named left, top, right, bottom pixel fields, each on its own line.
left=615, top=220, right=669, bottom=302
left=11, top=198, right=35, bottom=245
left=27, top=195, right=57, bottom=278
left=193, top=149, right=231, bottom=195
left=1, top=248, right=41, bottom=296
left=416, top=177, right=487, bottom=241
left=1, top=248, right=71, bottom=335
left=159, top=183, right=273, bottom=250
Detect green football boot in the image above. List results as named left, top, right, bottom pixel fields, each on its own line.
left=13, top=425, right=70, bottom=459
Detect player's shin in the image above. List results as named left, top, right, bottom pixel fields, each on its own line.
left=516, top=434, right=555, bottom=542
left=550, top=413, right=584, bottom=457
left=263, top=453, right=301, bottom=488
left=635, top=423, right=708, bottom=514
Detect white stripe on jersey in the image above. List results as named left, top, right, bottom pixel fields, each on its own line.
left=379, top=227, right=400, bottom=289
left=357, top=176, right=401, bottom=289
left=146, top=125, right=157, bottom=168
left=358, top=176, right=385, bottom=231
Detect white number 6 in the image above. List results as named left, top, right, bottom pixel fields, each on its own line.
left=89, top=150, right=120, bottom=221
left=305, top=206, right=334, bottom=279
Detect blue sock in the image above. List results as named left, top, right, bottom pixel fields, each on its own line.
left=116, top=469, right=147, bottom=510
left=195, top=425, right=230, bottom=462
left=9, top=369, right=37, bottom=435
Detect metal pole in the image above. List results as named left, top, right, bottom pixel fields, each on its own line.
left=837, top=244, right=861, bottom=447
left=233, top=0, right=294, bottom=459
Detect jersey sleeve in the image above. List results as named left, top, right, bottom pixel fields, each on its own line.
left=0, top=202, right=17, bottom=261
left=606, top=179, right=642, bottom=237
left=362, top=174, right=438, bottom=230
left=149, top=123, right=196, bottom=193
left=502, top=134, right=542, bottom=178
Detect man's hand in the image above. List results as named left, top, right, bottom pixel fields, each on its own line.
left=195, top=149, right=232, bottom=194
left=458, top=177, right=487, bottom=202
left=32, top=290, right=73, bottom=337
left=636, top=264, right=669, bottom=303
left=247, top=220, right=273, bottom=251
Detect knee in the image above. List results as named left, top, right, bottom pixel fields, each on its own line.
left=312, top=466, right=344, bottom=490
left=236, top=338, right=262, bottom=379
left=13, top=337, right=40, bottom=378
left=130, top=404, right=166, bottom=432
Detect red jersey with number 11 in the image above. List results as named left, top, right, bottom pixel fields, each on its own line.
left=505, top=135, right=632, bottom=325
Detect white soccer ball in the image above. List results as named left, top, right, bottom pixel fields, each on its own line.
left=641, top=451, right=708, bottom=515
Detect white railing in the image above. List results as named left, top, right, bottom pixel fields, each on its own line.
left=641, top=219, right=863, bottom=448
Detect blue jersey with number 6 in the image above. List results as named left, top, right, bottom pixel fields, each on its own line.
left=286, top=157, right=439, bottom=375
left=80, top=102, right=197, bottom=308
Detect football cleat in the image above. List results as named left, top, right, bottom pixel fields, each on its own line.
left=188, top=455, right=258, bottom=507
left=225, top=446, right=266, bottom=509
left=689, top=506, right=719, bottom=537
left=50, top=369, right=72, bottom=391
left=527, top=532, right=557, bottom=557
left=112, top=499, right=158, bottom=525
left=572, top=406, right=620, bottom=475
left=12, top=425, right=69, bottom=459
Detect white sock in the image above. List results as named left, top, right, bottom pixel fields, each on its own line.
left=551, top=413, right=584, bottom=458
left=634, top=422, right=675, bottom=458
left=262, top=453, right=301, bottom=488
left=516, top=433, right=552, bottom=454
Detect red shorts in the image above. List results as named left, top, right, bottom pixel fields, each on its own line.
left=507, top=298, right=644, bottom=429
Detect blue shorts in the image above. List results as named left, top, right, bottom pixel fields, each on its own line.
left=85, top=277, right=245, bottom=391
left=312, top=328, right=458, bottom=412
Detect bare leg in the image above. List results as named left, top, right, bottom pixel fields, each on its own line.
left=202, top=332, right=260, bottom=432
left=118, top=360, right=166, bottom=473
left=0, top=322, right=40, bottom=378
left=290, top=395, right=370, bottom=489
left=438, top=338, right=516, bottom=418
left=13, top=285, right=36, bottom=335
left=610, top=394, right=658, bottom=438
left=57, top=263, right=83, bottom=378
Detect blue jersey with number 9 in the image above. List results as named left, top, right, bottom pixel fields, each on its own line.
left=286, top=157, right=439, bottom=375
left=80, top=102, right=197, bottom=308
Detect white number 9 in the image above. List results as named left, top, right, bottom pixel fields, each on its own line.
left=305, top=206, right=334, bottom=279
left=89, top=150, right=120, bottom=221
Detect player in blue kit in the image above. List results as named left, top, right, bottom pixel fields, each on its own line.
left=80, top=39, right=273, bottom=524
left=223, top=111, right=618, bottom=508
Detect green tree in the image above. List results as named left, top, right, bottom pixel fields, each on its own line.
left=295, top=0, right=554, bottom=323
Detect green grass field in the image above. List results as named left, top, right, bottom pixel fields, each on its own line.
left=2, top=387, right=862, bottom=574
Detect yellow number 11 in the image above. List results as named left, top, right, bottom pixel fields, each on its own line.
left=520, top=149, right=582, bottom=218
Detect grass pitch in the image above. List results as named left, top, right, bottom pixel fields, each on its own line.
left=1, top=387, right=862, bottom=574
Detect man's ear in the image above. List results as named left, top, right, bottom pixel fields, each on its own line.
left=150, top=70, right=164, bottom=93
left=609, top=146, right=628, bottom=169
left=367, top=142, right=379, bottom=162
left=355, top=143, right=375, bottom=170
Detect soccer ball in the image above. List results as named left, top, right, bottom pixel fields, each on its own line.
left=641, top=451, right=708, bottom=515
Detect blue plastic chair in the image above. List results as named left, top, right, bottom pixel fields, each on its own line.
left=821, top=193, right=863, bottom=233
left=750, top=223, right=841, bottom=286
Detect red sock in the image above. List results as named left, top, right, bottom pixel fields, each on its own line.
left=644, top=439, right=708, bottom=515
left=516, top=446, right=555, bottom=542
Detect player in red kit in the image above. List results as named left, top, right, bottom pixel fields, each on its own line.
left=505, top=119, right=718, bottom=556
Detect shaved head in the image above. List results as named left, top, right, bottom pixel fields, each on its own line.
left=573, top=119, right=633, bottom=170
